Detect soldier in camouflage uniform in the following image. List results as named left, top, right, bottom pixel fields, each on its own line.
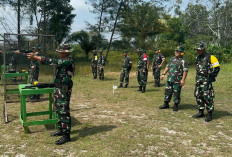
left=29, top=45, right=41, bottom=100
left=119, top=50, right=132, bottom=88
left=97, top=50, right=105, bottom=80
left=159, top=46, right=188, bottom=111
left=151, top=48, right=165, bottom=87
left=27, top=44, right=74, bottom=145
left=192, top=42, right=220, bottom=122
left=91, top=50, right=98, bottom=79
left=143, top=50, right=149, bottom=85
left=136, top=48, right=147, bottom=93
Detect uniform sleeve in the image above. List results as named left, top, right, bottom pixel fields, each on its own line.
left=161, top=54, right=165, bottom=60
left=41, top=56, right=72, bottom=67
left=143, top=54, right=148, bottom=69
left=182, top=59, right=189, bottom=71
left=166, top=58, right=171, bottom=68
left=128, top=57, right=132, bottom=63
left=210, top=55, right=220, bottom=68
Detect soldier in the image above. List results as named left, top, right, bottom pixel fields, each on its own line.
left=192, top=42, right=220, bottom=122
left=97, top=50, right=105, bottom=80
left=91, top=50, right=98, bottom=79
left=159, top=46, right=188, bottom=111
left=151, top=48, right=165, bottom=87
left=136, top=48, right=147, bottom=93
left=119, top=50, right=132, bottom=88
left=27, top=44, right=74, bottom=145
left=29, top=45, right=41, bottom=100
left=143, top=50, right=149, bottom=85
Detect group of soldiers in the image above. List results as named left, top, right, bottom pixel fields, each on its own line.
left=91, top=50, right=105, bottom=80
left=115, top=42, right=220, bottom=123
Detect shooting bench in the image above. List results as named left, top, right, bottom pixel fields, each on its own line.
left=19, top=84, right=58, bottom=133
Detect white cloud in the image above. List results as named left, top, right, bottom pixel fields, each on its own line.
left=70, top=0, right=92, bottom=13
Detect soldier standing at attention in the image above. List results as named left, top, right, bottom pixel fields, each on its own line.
left=27, top=44, right=74, bottom=145
left=91, top=50, right=98, bottom=79
left=151, top=48, right=165, bottom=87
left=159, top=46, right=188, bottom=111
left=192, top=42, right=220, bottom=122
left=119, top=50, right=132, bottom=88
left=97, top=50, right=105, bottom=80
left=136, top=48, right=147, bottom=93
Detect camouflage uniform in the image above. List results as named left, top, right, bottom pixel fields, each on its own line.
left=91, top=52, right=98, bottom=79
left=152, top=52, right=165, bottom=86
left=120, top=54, right=132, bottom=87
left=137, top=51, right=147, bottom=92
left=97, top=52, right=105, bottom=80
left=41, top=56, right=74, bottom=134
left=195, top=52, right=220, bottom=111
left=29, top=60, right=40, bottom=84
left=164, top=56, right=188, bottom=104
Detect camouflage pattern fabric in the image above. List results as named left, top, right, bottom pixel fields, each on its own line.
left=41, top=56, right=74, bottom=134
left=97, top=54, right=105, bottom=80
left=194, top=52, right=219, bottom=111
left=164, top=56, right=188, bottom=103
left=137, top=54, right=147, bottom=87
left=120, top=56, right=132, bottom=85
left=29, top=60, right=39, bottom=84
left=152, top=53, right=165, bottom=85
left=91, top=54, right=98, bottom=79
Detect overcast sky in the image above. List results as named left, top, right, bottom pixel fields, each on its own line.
left=0, top=0, right=197, bottom=40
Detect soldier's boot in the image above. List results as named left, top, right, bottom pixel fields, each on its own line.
left=137, top=86, right=142, bottom=91
left=173, top=103, right=179, bottom=111
left=141, top=86, right=146, bottom=93
left=35, top=95, right=40, bottom=100
left=124, top=84, right=128, bottom=88
left=192, top=109, right=205, bottom=118
left=159, top=102, right=169, bottom=109
left=30, top=95, right=35, bottom=100
left=205, top=110, right=213, bottom=122
left=157, top=82, right=160, bottom=87
left=50, top=128, right=62, bottom=136
left=118, top=83, right=123, bottom=88
left=55, top=132, right=71, bottom=145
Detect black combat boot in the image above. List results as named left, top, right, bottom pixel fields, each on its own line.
left=30, top=95, right=35, bottom=100
left=55, top=132, right=71, bottom=145
left=118, top=83, right=123, bottom=88
left=159, top=102, right=169, bottom=109
left=50, top=128, right=63, bottom=137
left=192, top=109, right=204, bottom=118
left=141, top=86, right=146, bottom=93
left=205, top=110, right=213, bottom=122
left=173, top=103, right=179, bottom=111
left=124, top=84, right=128, bottom=88
left=137, top=86, right=142, bottom=91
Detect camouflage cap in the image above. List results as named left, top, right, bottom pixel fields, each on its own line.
left=155, top=48, right=161, bottom=53
left=93, top=50, right=97, bottom=54
left=98, top=50, right=103, bottom=53
left=175, top=46, right=185, bottom=52
left=123, top=50, right=128, bottom=53
left=137, top=48, right=143, bottom=52
left=194, top=42, right=207, bottom=50
left=56, top=44, right=71, bottom=53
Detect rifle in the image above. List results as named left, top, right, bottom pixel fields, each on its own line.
left=11, top=48, right=33, bottom=55
left=22, top=83, right=55, bottom=89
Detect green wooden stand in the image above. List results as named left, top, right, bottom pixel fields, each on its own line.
left=19, top=84, right=58, bottom=133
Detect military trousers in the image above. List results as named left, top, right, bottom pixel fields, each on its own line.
left=194, top=81, right=214, bottom=111
left=92, top=66, right=97, bottom=79
left=137, top=68, right=146, bottom=87
left=120, top=68, right=130, bottom=85
left=98, top=67, right=104, bottom=80
left=164, top=81, right=182, bottom=104
left=152, top=67, right=161, bottom=85
left=54, top=87, right=72, bottom=133
left=30, top=67, right=39, bottom=84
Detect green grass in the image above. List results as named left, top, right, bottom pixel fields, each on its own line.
left=0, top=62, right=231, bottom=156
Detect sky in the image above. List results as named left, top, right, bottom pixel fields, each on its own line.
left=0, top=0, right=198, bottom=41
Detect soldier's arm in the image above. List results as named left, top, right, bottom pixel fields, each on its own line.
left=181, top=59, right=189, bottom=86
left=161, top=67, right=168, bottom=80
left=160, top=55, right=165, bottom=67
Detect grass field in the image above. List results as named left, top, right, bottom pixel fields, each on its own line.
left=0, top=62, right=232, bottom=157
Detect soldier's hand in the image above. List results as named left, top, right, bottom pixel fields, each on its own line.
left=27, top=53, right=35, bottom=60
left=150, top=67, right=152, bottom=70
left=161, top=75, right=165, bottom=80
left=136, top=71, right=138, bottom=75
left=0, top=50, right=2, bottom=53
left=142, top=69, right=145, bottom=73
left=158, top=65, right=161, bottom=68
left=181, top=80, right=185, bottom=86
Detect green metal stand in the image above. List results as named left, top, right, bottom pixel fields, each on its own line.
left=19, top=84, right=58, bottom=133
